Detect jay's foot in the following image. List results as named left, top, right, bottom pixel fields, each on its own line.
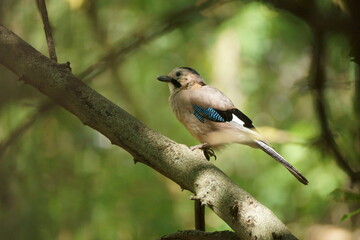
left=190, top=143, right=216, bottom=161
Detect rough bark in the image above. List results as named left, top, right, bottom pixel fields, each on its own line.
left=0, top=24, right=297, bottom=240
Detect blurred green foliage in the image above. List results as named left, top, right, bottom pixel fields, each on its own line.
left=0, top=0, right=356, bottom=239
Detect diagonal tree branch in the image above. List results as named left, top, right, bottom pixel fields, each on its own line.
left=0, top=24, right=298, bottom=240
left=0, top=0, right=225, bottom=158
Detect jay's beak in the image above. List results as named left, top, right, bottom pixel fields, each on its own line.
left=157, top=75, right=173, bottom=82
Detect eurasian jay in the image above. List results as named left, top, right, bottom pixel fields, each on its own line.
left=157, top=67, right=308, bottom=185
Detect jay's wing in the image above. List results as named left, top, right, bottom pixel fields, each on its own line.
left=192, top=105, right=255, bottom=129
left=190, top=86, right=255, bottom=129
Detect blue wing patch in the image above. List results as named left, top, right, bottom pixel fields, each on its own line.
left=192, top=105, right=226, bottom=123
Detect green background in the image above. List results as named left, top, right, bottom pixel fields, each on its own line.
left=0, top=0, right=357, bottom=239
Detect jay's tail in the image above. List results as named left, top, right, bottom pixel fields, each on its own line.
left=255, top=140, right=309, bottom=185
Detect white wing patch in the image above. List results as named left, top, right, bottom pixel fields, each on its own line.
left=231, top=114, right=245, bottom=126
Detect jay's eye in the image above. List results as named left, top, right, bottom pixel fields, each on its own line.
left=175, top=72, right=182, bottom=77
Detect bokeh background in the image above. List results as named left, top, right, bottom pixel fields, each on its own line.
left=0, top=0, right=359, bottom=239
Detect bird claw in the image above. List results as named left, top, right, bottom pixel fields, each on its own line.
left=190, top=143, right=217, bottom=161
left=204, top=148, right=216, bottom=161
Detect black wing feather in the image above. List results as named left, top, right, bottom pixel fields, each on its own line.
left=215, top=108, right=255, bottom=129
left=231, top=108, right=255, bottom=128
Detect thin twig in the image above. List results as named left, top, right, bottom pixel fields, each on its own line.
left=36, top=0, right=57, bottom=62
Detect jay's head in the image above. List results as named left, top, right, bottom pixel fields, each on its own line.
left=157, top=67, right=206, bottom=93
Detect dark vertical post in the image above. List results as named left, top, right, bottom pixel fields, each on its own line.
left=194, top=199, right=205, bottom=231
